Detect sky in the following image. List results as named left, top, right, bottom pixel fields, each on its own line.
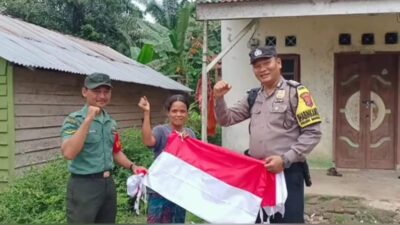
left=131, top=0, right=156, bottom=23
left=131, top=0, right=196, bottom=23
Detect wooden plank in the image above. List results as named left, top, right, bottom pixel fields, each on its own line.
left=105, top=105, right=163, bottom=114
left=16, top=127, right=61, bottom=142
left=15, top=105, right=82, bottom=117
left=0, top=133, right=6, bottom=145
left=15, top=147, right=61, bottom=169
left=0, top=109, right=7, bottom=120
left=15, top=116, right=65, bottom=129
left=14, top=93, right=138, bottom=106
left=0, top=158, right=9, bottom=170
left=14, top=67, right=82, bottom=86
left=0, top=76, right=6, bottom=84
left=0, top=58, right=5, bottom=75
left=0, top=121, right=7, bottom=132
left=5, top=61, right=15, bottom=182
left=0, top=84, right=6, bottom=96
left=112, top=112, right=143, bottom=121
left=0, top=170, right=8, bottom=182
left=14, top=93, right=84, bottom=105
left=14, top=159, right=56, bottom=177
left=15, top=82, right=81, bottom=95
left=0, top=96, right=7, bottom=108
left=117, top=119, right=141, bottom=129
left=0, top=145, right=8, bottom=157
left=15, top=137, right=61, bottom=154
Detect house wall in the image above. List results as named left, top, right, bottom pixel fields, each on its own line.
left=0, top=58, right=15, bottom=190
left=221, top=14, right=400, bottom=167
left=13, top=67, right=173, bottom=175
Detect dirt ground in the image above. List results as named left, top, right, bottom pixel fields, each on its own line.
left=305, top=194, right=400, bottom=224
left=304, top=168, right=400, bottom=224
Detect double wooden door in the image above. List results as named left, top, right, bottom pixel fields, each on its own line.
left=335, top=53, right=398, bottom=169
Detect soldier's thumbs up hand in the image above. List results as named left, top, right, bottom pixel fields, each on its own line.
left=86, top=106, right=101, bottom=121
left=213, top=80, right=232, bottom=98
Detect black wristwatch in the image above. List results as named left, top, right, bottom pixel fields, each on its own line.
left=129, top=163, right=135, bottom=171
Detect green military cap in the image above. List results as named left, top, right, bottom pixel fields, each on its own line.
left=84, top=72, right=113, bottom=89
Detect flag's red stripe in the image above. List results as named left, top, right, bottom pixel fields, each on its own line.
left=165, top=133, right=276, bottom=206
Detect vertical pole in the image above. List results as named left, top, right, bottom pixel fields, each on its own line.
left=201, top=20, right=208, bottom=142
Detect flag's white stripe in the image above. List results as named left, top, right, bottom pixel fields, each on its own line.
left=263, top=172, right=287, bottom=216
left=144, top=152, right=262, bottom=223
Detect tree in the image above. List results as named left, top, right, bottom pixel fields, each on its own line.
left=0, top=0, right=144, bottom=56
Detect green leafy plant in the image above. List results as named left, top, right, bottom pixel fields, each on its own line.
left=0, top=159, right=69, bottom=223
left=0, top=128, right=153, bottom=224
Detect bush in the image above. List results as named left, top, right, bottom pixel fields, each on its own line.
left=0, top=128, right=152, bottom=224
left=0, top=159, right=69, bottom=223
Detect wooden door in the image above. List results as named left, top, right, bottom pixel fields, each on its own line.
left=335, top=53, right=397, bottom=169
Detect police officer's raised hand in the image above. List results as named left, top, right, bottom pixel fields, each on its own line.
left=86, top=106, right=101, bottom=121
left=213, top=80, right=232, bottom=98
left=264, top=155, right=284, bottom=173
left=138, top=96, right=150, bottom=112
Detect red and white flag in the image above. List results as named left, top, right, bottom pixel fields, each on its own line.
left=144, top=132, right=287, bottom=223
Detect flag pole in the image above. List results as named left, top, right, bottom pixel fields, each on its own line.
left=201, top=20, right=208, bottom=142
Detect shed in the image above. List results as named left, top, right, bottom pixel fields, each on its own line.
left=0, top=14, right=191, bottom=189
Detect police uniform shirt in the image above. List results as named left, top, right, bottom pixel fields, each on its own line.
left=215, top=78, right=322, bottom=164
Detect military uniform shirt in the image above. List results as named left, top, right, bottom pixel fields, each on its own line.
left=215, top=78, right=322, bottom=164
left=61, top=105, right=118, bottom=174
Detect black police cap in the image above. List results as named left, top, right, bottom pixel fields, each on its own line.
left=249, top=46, right=277, bottom=64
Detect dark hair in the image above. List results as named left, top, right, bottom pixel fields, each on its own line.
left=164, top=94, right=190, bottom=111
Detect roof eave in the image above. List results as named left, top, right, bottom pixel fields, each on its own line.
left=197, top=0, right=400, bottom=20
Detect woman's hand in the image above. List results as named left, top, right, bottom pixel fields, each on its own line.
left=138, top=96, right=150, bottom=112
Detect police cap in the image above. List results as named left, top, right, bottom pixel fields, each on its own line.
left=249, top=46, right=277, bottom=64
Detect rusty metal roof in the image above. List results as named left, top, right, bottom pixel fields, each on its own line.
left=0, top=14, right=191, bottom=92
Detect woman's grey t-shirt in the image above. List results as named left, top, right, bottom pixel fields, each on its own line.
left=152, top=124, right=196, bottom=158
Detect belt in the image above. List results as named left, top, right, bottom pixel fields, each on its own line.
left=71, top=171, right=111, bottom=178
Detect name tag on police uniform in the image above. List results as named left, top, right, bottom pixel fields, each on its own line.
left=275, top=90, right=285, bottom=102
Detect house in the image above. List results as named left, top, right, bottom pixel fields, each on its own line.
left=197, top=0, right=400, bottom=170
left=0, top=14, right=191, bottom=189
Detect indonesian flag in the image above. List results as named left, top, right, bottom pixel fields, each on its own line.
left=144, top=132, right=287, bottom=223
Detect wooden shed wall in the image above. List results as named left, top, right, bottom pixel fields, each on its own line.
left=13, top=66, right=175, bottom=175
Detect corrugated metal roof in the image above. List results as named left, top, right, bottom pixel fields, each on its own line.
left=0, top=14, right=191, bottom=92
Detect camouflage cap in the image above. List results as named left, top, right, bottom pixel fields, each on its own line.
left=249, top=46, right=277, bottom=64
left=84, top=72, right=112, bottom=89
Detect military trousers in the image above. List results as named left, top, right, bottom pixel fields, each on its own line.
left=66, top=174, right=117, bottom=223
left=256, top=162, right=305, bottom=223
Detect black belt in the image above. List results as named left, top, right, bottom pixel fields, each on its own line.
left=71, top=171, right=111, bottom=178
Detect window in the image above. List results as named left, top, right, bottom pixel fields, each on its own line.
left=279, top=54, right=300, bottom=81
left=285, top=35, right=297, bottom=47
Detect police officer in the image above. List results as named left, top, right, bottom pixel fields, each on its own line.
left=213, top=46, right=322, bottom=223
left=61, top=72, right=146, bottom=223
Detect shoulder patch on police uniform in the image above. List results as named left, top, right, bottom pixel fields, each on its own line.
left=287, top=80, right=301, bottom=88
left=295, top=85, right=321, bottom=128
